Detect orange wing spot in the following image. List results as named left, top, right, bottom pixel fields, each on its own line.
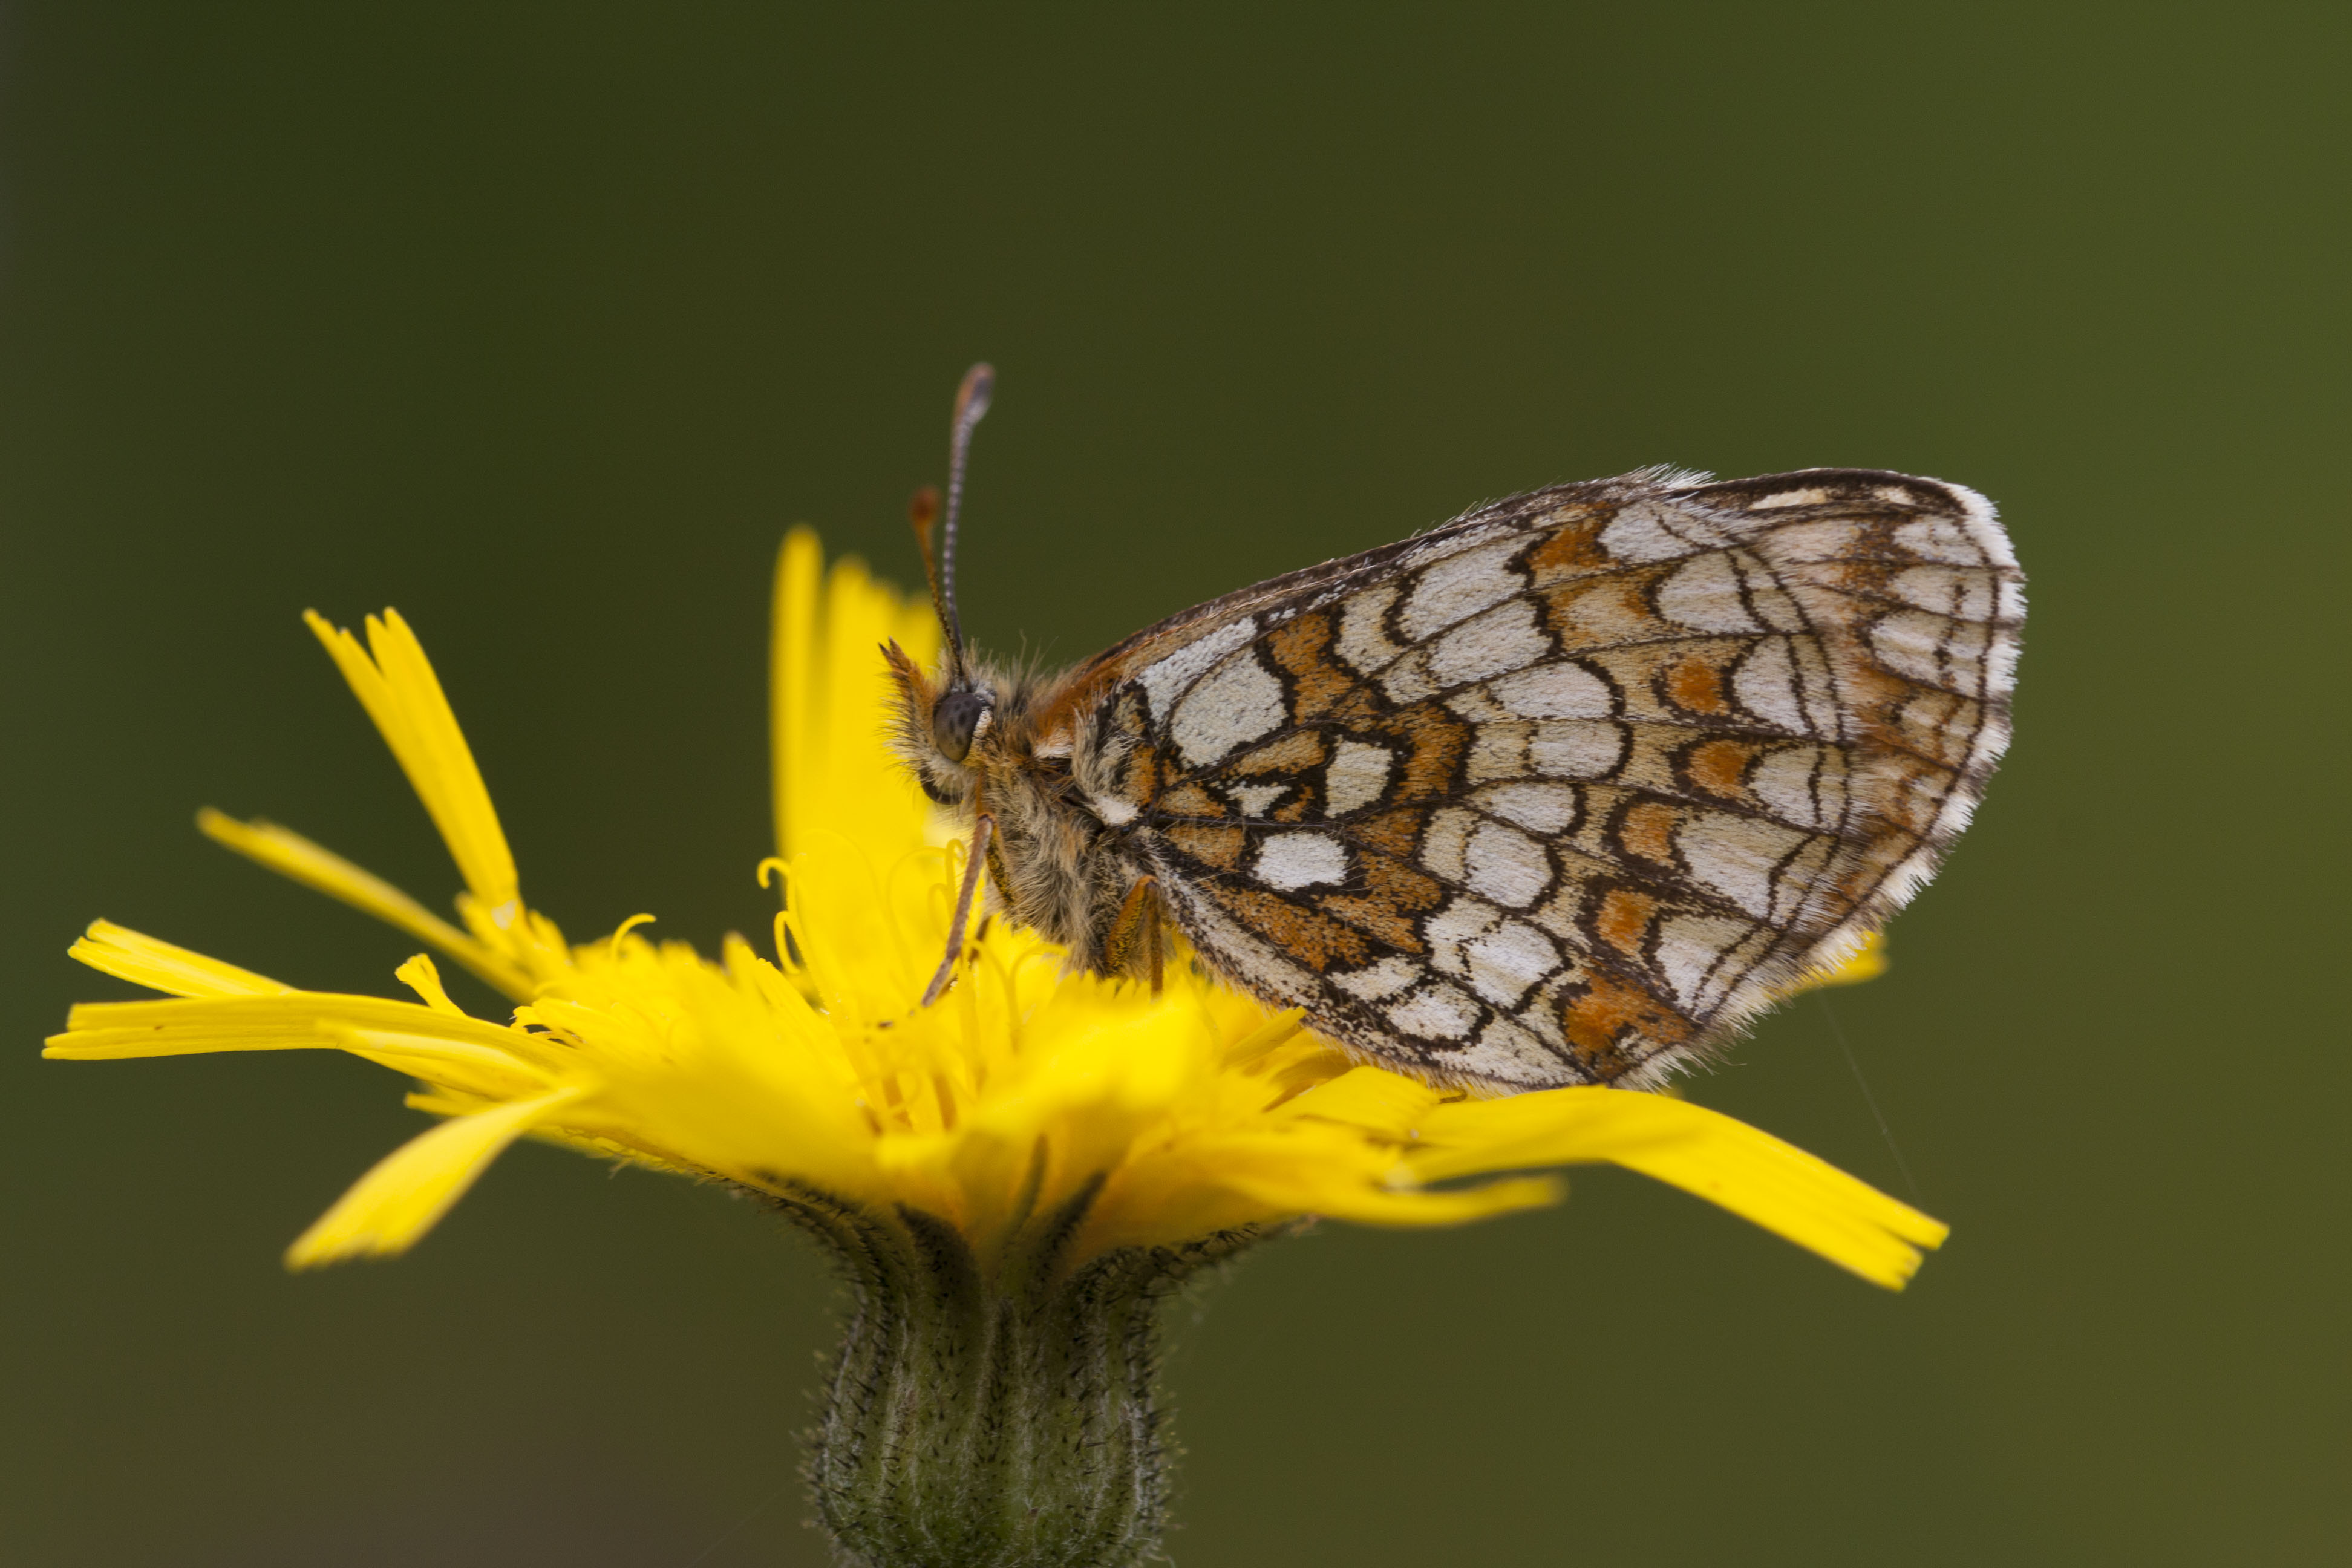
left=1830, top=558, right=1901, bottom=599
left=1230, top=730, right=1325, bottom=776
left=1205, top=883, right=1373, bottom=973
left=1618, top=800, right=1680, bottom=865
left=1834, top=829, right=1924, bottom=905
left=1163, top=823, right=1246, bottom=872
left=1158, top=782, right=1225, bottom=818
left=1887, top=688, right=1979, bottom=769
left=1522, top=511, right=1617, bottom=584
left=1265, top=611, right=1356, bottom=722
left=1319, top=852, right=1443, bottom=950
left=1379, top=707, right=1469, bottom=802
left=1541, top=573, right=1666, bottom=653
left=1841, top=659, right=1912, bottom=721
left=1665, top=652, right=1731, bottom=714
left=1347, top=806, right=1428, bottom=859
left=1592, top=886, right=1659, bottom=958
left=1114, top=742, right=1163, bottom=808
left=1684, top=739, right=1757, bottom=800
left=1560, top=974, right=1691, bottom=1079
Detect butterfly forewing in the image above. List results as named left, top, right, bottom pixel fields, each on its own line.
left=1057, top=468, right=2021, bottom=1091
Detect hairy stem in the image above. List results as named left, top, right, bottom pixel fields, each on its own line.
left=768, top=1182, right=1264, bottom=1568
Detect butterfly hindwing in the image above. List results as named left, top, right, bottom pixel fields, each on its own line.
left=1059, top=468, right=2021, bottom=1090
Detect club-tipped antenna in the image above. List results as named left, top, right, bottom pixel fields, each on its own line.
left=907, top=483, right=954, bottom=674
left=933, top=362, right=994, bottom=676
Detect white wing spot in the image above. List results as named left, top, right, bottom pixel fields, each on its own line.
left=1871, top=609, right=1982, bottom=693
left=1599, top=500, right=1710, bottom=561
left=1655, top=914, right=1753, bottom=1008
left=1226, top=782, right=1287, bottom=817
left=1428, top=599, right=1552, bottom=688
left=1530, top=720, right=1628, bottom=779
left=1677, top=814, right=1811, bottom=920
left=1465, top=819, right=1551, bottom=909
left=1137, top=616, right=1259, bottom=725
left=1169, top=653, right=1285, bottom=767
left=1654, top=552, right=1762, bottom=633
left=1324, top=739, right=1394, bottom=814
left=1422, top=893, right=1508, bottom=995
left=1463, top=919, right=1559, bottom=1008
left=1378, top=650, right=1438, bottom=705
left=1399, top=540, right=1525, bottom=642
left=1417, top=808, right=1478, bottom=882
left=1488, top=661, right=1614, bottom=719
left=1334, top=583, right=1403, bottom=676
left=1892, top=515, right=1990, bottom=566
left=1255, top=831, right=1348, bottom=890
left=1386, top=983, right=1482, bottom=1041
left=1731, top=638, right=1803, bottom=731
left=1477, top=780, right=1581, bottom=834
left=1750, top=745, right=1837, bottom=830
left=1467, top=1015, right=1555, bottom=1080
left=1331, top=955, right=1422, bottom=1002
left=1889, top=564, right=1994, bottom=621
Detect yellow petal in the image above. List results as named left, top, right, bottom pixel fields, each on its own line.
left=769, top=533, right=940, bottom=864
left=48, top=992, right=563, bottom=1073
left=303, top=607, right=520, bottom=914
left=771, top=528, right=823, bottom=864
left=286, top=1085, right=587, bottom=1267
left=394, top=953, right=467, bottom=1016
left=67, top=920, right=290, bottom=999
left=1410, top=1087, right=1947, bottom=1290
left=197, top=809, right=534, bottom=1000
left=1784, top=929, right=1889, bottom=995
left=332, top=1028, right=558, bottom=1102
left=1276, top=1064, right=1445, bottom=1137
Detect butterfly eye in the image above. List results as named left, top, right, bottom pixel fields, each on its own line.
left=931, top=688, right=992, bottom=764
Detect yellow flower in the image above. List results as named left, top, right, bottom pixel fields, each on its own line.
left=49, top=530, right=1943, bottom=1289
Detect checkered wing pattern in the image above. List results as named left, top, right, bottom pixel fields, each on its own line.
left=1068, top=468, right=2023, bottom=1089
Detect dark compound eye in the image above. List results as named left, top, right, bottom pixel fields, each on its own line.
left=930, top=688, right=991, bottom=763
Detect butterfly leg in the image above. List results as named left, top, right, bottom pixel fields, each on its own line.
left=920, top=812, right=995, bottom=1007
left=1104, top=874, right=1166, bottom=996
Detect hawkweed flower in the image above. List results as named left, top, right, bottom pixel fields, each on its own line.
left=49, top=532, right=1943, bottom=1568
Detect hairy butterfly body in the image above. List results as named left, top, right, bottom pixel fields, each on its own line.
left=887, top=367, right=2023, bottom=1092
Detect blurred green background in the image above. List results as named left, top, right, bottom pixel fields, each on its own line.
left=3, top=4, right=2344, bottom=1564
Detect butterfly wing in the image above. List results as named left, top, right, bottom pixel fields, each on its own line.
left=1060, top=468, right=2022, bottom=1090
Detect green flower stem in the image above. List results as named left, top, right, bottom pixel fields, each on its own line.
left=771, top=1181, right=1266, bottom=1568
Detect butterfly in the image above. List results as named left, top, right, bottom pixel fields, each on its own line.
left=884, top=365, right=2023, bottom=1091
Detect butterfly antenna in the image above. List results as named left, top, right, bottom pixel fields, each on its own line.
left=935, top=361, right=994, bottom=680
left=908, top=483, right=952, bottom=659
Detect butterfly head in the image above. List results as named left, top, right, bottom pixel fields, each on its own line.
left=887, top=363, right=1005, bottom=809
left=881, top=642, right=1004, bottom=806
